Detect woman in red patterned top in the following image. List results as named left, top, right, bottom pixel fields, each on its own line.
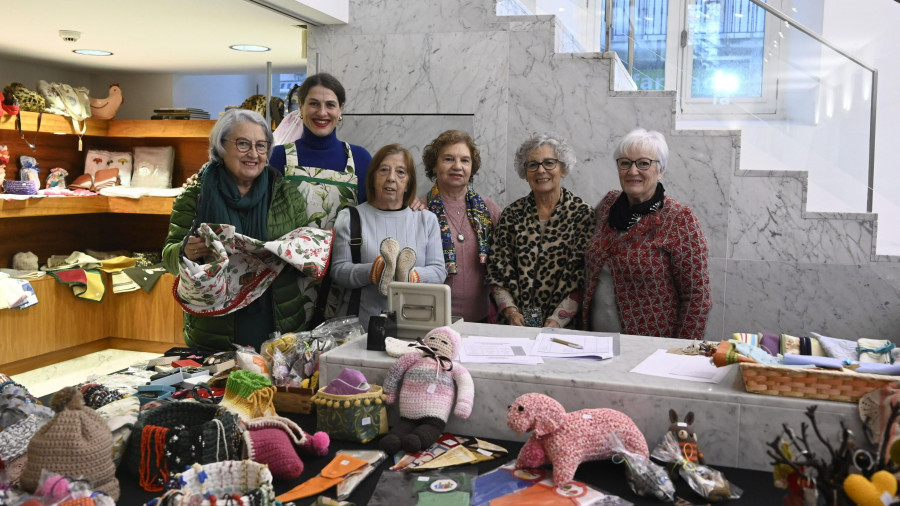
left=583, top=128, right=711, bottom=339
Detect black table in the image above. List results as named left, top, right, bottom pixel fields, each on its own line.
left=113, top=411, right=785, bottom=505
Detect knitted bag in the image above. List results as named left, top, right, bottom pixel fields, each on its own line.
left=124, top=402, right=240, bottom=492
left=153, top=460, right=276, bottom=506
left=311, top=385, right=388, bottom=443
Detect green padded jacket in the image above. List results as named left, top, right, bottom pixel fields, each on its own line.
left=162, top=163, right=314, bottom=350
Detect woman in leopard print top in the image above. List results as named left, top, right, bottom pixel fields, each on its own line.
left=486, top=133, right=594, bottom=329
left=582, top=128, right=711, bottom=339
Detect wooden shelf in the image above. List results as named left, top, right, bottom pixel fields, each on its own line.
left=0, top=111, right=215, bottom=138
left=0, top=111, right=108, bottom=136
left=0, top=195, right=174, bottom=218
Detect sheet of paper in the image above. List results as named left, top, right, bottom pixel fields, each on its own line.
left=532, top=332, right=615, bottom=360
left=459, top=336, right=543, bottom=364
left=630, top=348, right=732, bottom=384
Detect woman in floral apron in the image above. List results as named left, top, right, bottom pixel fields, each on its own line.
left=269, top=73, right=373, bottom=327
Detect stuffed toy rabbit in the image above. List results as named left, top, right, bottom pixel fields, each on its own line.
left=380, top=326, right=474, bottom=454
left=668, top=409, right=704, bottom=465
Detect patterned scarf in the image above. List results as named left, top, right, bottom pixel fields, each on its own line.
left=607, top=182, right=665, bottom=231
left=426, top=183, right=493, bottom=274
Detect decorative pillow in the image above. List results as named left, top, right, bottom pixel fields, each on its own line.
left=730, top=333, right=760, bottom=347
left=809, top=332, right=858, bottom=362
left=85, top=150, right=133, bottom=187
left=759, top=332, right=780, bottom=356
left=131, top=146, right=175, bottom=188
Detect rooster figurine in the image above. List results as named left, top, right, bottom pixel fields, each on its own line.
left=89, top=84, right=124, bottom=120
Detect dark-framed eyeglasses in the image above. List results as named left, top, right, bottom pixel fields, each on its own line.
left=231, top=138, right=271, bottom=155
left=524, top=158, right=559, bottom=172
left=616, top=158, right=658, bottom=171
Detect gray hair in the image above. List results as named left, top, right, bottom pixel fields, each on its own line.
left=613, top=128, right=669, bottom=174
left=208, top=109, right=274, bottom=164
left=513, top=133, right=576, bottom=179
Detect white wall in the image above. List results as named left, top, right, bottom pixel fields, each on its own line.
left=173, top=74, right=269, bottom=119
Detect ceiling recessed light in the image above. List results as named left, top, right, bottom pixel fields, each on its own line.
left=73, top=49, right=112, bottom=56
left=230, top=44, right=270, bottom=52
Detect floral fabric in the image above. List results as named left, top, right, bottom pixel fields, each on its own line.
left=175, top=223, right=333, bottom=316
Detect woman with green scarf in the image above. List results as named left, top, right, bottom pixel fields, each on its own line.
left=162, top=109, right=314, bottom=351
left=417, top=130, right=501, bottom=323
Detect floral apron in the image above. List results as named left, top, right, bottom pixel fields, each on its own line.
left=283, top=141, right=358, bottom=324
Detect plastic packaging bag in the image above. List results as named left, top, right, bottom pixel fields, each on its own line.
left=651, top=432, right=742, bottom=502
left=608, top=432, right=674, bottom=501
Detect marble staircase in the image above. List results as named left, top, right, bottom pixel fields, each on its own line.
left=315, top=0, right=900, bottom=341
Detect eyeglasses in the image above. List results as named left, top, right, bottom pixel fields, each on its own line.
left=231, top=138, right=271, bottom=155
left=524, top=158, right=559, bottom=172
left=616, top=158, right=658, bottom=171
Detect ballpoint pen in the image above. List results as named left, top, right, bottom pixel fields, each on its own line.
left=551, top=337, right=583, bottom=349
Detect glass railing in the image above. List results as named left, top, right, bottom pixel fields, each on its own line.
left=496, top=0, right=879, bottom=217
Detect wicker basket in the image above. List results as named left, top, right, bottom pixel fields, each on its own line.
left=740, top=362, right=900, bottom=403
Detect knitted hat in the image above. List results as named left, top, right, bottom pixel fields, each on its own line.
left=241, top=416, right=330, bottom=480
left=322, top=368, right=370, bottom=396
left=422, top=326, right=461, bottom=360
left=19, top=387, right=120, bottom=500
left=219, top=370, right=277, bottom=420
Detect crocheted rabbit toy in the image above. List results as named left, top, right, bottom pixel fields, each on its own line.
left=507, top=392, right=649, bottom=485
left=380, top=326, right=474, bottom=454
left=668, top=409, right=704, bottom=465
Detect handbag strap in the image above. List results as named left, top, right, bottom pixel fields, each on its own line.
left=347, top=206, right=362, bottom=317
left=14, top=111, right=41, bottom=152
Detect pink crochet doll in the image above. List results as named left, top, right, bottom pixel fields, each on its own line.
left=507, top=392, right=649, bottom=485
left=380, top=326, right=474, bottom=454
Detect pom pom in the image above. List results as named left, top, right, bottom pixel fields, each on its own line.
left=39, top=475, right=70, bottom=501
left=302, top=431, right=330, bottom=456
left=49, top=386, right=84, bottom=413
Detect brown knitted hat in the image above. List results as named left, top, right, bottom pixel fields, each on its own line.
left=19, top=386, right=120, bottom=500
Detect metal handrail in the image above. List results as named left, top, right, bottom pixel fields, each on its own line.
left=746, top=0, right=878, bottom=212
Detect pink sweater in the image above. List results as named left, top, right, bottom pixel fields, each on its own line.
left=383, top=352, right=474, bottom=421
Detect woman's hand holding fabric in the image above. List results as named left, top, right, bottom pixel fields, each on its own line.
left=184, top=236, right=210, bottom=262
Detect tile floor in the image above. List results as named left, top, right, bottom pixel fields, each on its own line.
left=9, top=349, right=162, bottom=398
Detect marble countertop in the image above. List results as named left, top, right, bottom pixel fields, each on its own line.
left=323, top=321, right=853, bottom=412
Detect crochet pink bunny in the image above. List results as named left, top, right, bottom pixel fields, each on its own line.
left=507, top=392, right=649, bottom=485
left=380, top=326, right=474, bottom=454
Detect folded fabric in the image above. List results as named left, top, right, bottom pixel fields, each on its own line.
left=111, top=271, right=140, bottom=293
left=780, top=334, right=826, bottom=356
left=731, top=333, right=760, bottom=347
left=41, top=251, right=102, bottom=271
left=49, top=268, right=105, bottom=302
left=855, top=363, right=900, bottom=375
left=0, top=268, right=46, bottom=280
left=98, top=256, right=137, bottom=272
left=92, top=167, right=119, bottom=190
left=10, top=279, right=37, bottom=309
left=712, top=340, right=756, bottom=367
left=175, top=223, right=333, bottom=316
left=782, top=354, right=849, bottom=369
left=275, top=453, right=368, bottom=502
left=123, top=265, right=167, bottom=293
left=810, top=332, right=859, bottom=361
left=857, top=338, right=895, bottom=364
left=323, top=368, right=371, bottom=396
left=759, top=332, right=780, bottom=356
left=0, top=276, right=28, bottom=309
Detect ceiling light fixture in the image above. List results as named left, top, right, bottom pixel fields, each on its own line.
left=73, top=49, right=112, bottom=56
left=230, top=44, right=270, bottom=52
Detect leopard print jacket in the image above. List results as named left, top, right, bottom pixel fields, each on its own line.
left=487, top=187, right=594, bottom=326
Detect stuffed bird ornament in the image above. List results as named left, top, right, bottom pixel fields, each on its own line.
left=89, top=84, right=124, bottom=120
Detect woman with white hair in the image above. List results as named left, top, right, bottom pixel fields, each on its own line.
left=583, top=128, right=711, bottom=339
left=487, top=133, right=594, bottom=328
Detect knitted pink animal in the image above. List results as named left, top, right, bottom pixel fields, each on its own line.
left=380, top=326, right=474, bottom=454
left=507, top=393, right=649, bottom=485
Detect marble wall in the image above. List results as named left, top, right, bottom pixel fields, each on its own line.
left=311, top=0, right=900, bottom=341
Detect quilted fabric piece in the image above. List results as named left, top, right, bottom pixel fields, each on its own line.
left=175, top=223, right=333, bottom=316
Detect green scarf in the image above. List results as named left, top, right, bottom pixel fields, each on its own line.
left=197, top=161, right=271, bottom=240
